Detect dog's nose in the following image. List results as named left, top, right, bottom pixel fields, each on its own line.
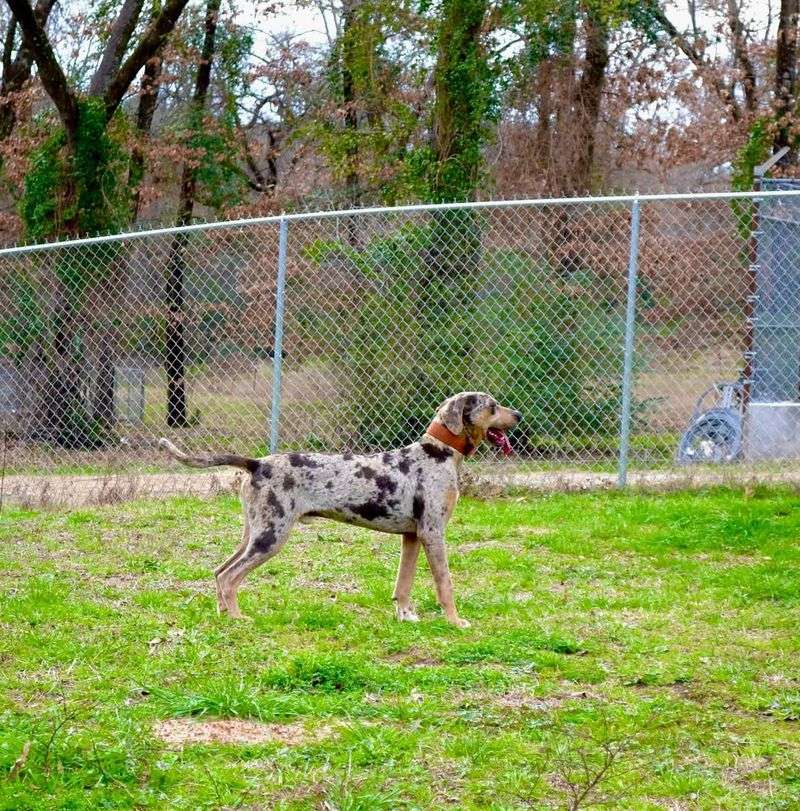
left=512, top=410, right=522, bottom=422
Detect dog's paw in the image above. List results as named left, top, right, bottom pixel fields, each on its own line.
left=220, top=608, right=251, bottom=621
left=451, top=617, right=471, bottom=629
left=396, top=605, right=420, bottom=622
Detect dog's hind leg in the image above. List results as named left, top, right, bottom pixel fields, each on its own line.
left=213, top=481, right=252, bottom=614
left=214, top=513, right=250, bottom=614
left=393, top=533, right=421, bottom=622
left=216, top=515, right=292, bottom=619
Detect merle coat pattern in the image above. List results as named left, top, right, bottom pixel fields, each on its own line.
left=159, top=392, right=521, bottom=627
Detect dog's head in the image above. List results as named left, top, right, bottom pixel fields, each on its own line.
left=434, top=392, right=522, bottom=455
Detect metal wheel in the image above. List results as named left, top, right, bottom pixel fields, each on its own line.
left=677, top=408, right=743, bottom=464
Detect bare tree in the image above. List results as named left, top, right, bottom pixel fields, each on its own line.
left=647, top=0, right=743, bottom=122
left=0, top=0, right=55, bottom=143
left=727, top=0, right=757, bottom=115
left=165, top=0, right=222, bottom=428
left=4, top=0, right=190, bottom=446
left=129, top=54, right=164, bottom=220
left=569, top=3, right=609, bottom=194
left=774, top=0, right=799, bottom=156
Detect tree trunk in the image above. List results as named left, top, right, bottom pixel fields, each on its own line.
left=4, top=0, right=79, bottom=140
left=239, top=120, right=279, bottom=196
left=165, top=0, right=221, bottom=428
left=569, top=6, right=609, bottom=195
left=534, top=59, right=554, bottom=177
left=543, top=8, right=607, bottom=279
left=424, top=0, right=490, bottom=289
left=7, top=0, right=190, bottom=443
left=165, top=236, right=189, bottom=428
left=89, top=0, right=145, bottom=96
left=91, top=326, right=116, bottom=432
left=340, top=0, right=363, bottom=246
left=430, top=0, right=489, bottom=203
left=774, top=0, right=799, bottom=156
left=0, top=19, right=22, bottom=143
left=727, top=0, right=757, bottom=116
left=129, top=54, right=163, bottom=219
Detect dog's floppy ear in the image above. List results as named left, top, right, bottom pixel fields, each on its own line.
left=437, top=394, right=466, bottom=435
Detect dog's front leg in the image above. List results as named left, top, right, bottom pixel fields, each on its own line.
left=420, top=533, right=470, bottom=629
left=393, top=533, right=421, bottom=621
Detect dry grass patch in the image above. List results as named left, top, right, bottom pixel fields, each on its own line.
left=153, top=718, right=332, bottom=748
left=494, top=687, right=601, bottom=711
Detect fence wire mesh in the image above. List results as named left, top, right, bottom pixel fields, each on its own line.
left=3, top=191, right=800, bottom=505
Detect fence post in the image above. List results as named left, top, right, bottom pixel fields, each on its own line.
left=617, top=197, right=641, bottom=488
left=269, top=215, right=288, bottom=454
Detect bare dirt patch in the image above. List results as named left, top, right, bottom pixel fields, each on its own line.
left=153, top=718, right=330, bottom=748
left=4, top=470, right=240, bottom=508
left=384, top=648, right=441, bottom=668
left=102, top=574, right=209, bottom=592
left=493, top=687, right=601, bottom=711
left=293, top=576, right=360, bottom=594
left=9, top=462, right=800, bottom=508
left=722, top=756, right=774, bottom=795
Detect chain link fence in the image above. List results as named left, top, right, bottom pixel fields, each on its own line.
left=3, top=190, right=800, bottom=505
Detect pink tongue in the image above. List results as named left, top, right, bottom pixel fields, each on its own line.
left=488, top=429, right=513, bottom=456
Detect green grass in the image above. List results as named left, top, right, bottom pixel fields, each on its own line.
left=2, top=488, right=800, bottom=808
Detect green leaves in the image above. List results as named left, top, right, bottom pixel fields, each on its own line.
left=20, top=99, right=130, bottom=245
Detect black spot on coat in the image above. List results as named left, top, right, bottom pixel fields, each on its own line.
left=355, top=465, right=376, bottom=480
left=289, top=453, right=320, bottom=468
left=375, top=474, right=397, bottom=496
left=266, top=490, right=285, bottom=517
left=349, top=501, right=390, bottom=521
left=250, top=461, right=272, bottom=486
left=282, top=474, right=296, bottom=490
left=252, top=527, right=276, bottom=553
left=413, top=492, right=425, bottom=521
left=421, top=442, right=453, bottom=463
left=397, top=458, right=412, bottom=474
left=463, top=395, right=478, bottom=423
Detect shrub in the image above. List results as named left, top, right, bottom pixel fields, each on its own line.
left=302, top=218, right=626, bottom=454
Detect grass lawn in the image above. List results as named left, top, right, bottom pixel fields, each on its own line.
left=2, top=487, right=800, bottom=809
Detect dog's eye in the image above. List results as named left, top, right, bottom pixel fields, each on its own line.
left=490, top=404, right=497, bottom=414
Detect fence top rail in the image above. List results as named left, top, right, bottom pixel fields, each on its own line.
left=1, top=187, right=799, bottom=258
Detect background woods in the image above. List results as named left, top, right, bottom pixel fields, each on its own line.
left=2, top=0, right=799, bottom=237
left=1, top=0, right=800, bottom=453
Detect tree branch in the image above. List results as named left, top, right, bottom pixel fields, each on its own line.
left=774, top=0, right=799, bottom=153
left=727, top=0, right=757, bottom=114
left=236, top=111, right=279, bottom=195
left=129, top=53, right=163, bottom=219
left=89, top=0, right=145, bottom=96
left=175, top=0, right=221, bottom=225
left=647, top=1, right=742, bottom=122
left=2, top=19, right=17, bottom=85
left=3, top=0, right=78, bottom=136
left=103, top=0, right=191, bottom=120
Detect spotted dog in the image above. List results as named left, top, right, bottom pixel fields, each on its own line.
left=159, top=392, right=521, bottom=628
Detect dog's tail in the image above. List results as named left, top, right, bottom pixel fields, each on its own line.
left=158, top=438, right=261, bottom=474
